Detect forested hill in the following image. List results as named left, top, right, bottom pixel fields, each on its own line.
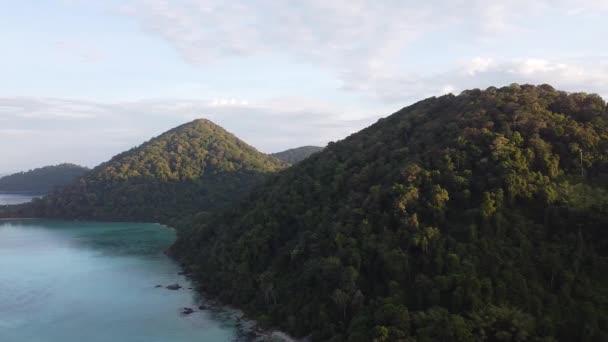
left=172, top=85, right=608, bottom=341
left=271, top=146, right=324, bottom=164
left=7, top=119, right=286, bottom=223
left=0, top=164, right=89, bottom=193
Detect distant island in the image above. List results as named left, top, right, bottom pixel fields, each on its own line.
left=272, top=146, right=324, bottom=164
left=0, top=164, right=89, bottom=194
left=5, top=119, right=286, bottom=224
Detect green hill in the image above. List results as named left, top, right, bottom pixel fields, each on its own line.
left=272, top=146, right=324, bottom=164
left=0, top=164, right=89, bottom=194
left=172, top=85, right=608, bottom=341
left=10, top=119, right=286, bottom=223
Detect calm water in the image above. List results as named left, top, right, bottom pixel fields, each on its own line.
left=0, top=193, right=40, bottom=205
left=0, top=220, right=254, bottom=342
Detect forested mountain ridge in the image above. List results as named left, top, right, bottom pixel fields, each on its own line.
left=4, top=119, right=286, bottom=223
left=172, top=85, right=608, bottom=341
left=0, top=163, right=89, bottom=193
left=272, top=146, right=324, bottom=164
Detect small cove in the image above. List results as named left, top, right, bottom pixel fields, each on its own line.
left=0, top=219, right=262, bottom=342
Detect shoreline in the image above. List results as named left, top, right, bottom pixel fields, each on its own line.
left=2, top=217, right=303, bottom=342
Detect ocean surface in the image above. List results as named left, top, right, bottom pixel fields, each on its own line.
left=0, top=193, right=41, bottom=205
left=0, top=220, right=255, bottom=342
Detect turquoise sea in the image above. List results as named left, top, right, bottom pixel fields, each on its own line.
left=0, top=220, right=254, bottom=342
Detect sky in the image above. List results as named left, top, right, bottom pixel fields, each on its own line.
left=1, top=0, right=607, bottom=173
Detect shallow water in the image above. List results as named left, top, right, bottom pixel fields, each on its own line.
left=0, top=193, right=40, bottom=205
left=0, top=220, right=252, bottom=342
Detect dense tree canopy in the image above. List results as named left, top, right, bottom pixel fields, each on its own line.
left=3, top=119, right=286, bottom=224
left=172, top=85, right=608, bottom=341
left=272, top=146, right=324, bottom=164
left=0, top=163, right=89, bottom=193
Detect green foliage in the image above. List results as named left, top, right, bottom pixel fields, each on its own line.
left=271, top=146, right=324, bottom=164
left=5, top=119, right=286, bottom=224
left=470, top=305, right=536, bottom=341
left=0, top=163, right=89, bottom=193
left=172, top=85, right=608, bottom=341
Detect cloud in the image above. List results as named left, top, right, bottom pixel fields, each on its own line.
left=122, top=0, right=608, bottom=103
left=124, top=0, right=443, bottom=99
left=341, top=57, right=608, bottom=103
left=466, top=57, right=495, bottom=76
left=465, top=58, right=608, bottom=96
left=127, top=0, right=436, bottom=64
left=208, top=98, right=250, bottom=107
left=0, top=129, right=34, bottom=137
left=566, top=0, right=608, bottom=15
left=0, top=96, right=379, bottom=172
left=0, top=98, right=115, bottom=119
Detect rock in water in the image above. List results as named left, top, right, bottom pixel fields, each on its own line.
left=166, top=283, right=181, bottom=290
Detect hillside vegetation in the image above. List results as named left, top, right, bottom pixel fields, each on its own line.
left=8, top=119, right=286, bottom=224
left=0, top=164, right=89, bottom=193
left=272, top=146, right=324, bottom=164
left=172, top=85, right=608, bottom=341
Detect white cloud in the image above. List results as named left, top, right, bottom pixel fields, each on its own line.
left=566, top=0, right=608, bottom=15
left=0, top=96, right=379, bottom=172
left=125, top=0, right=441, bottom=88
left=442, top=85, right=455, bottom=94
left=334, top=56, right=608, bottom=105
left=122, top=0, right=608, bottom=103
left=0, top=98, right=111, bottom=119
left=0, top=129, right=34, bottom=137
left=508, top=59, right=568, bottom=75
left=209, top=98, right=250, bottom=107
left=352, top=56, right=608, bottom=103
left=466, top=57, right=495, bottom=76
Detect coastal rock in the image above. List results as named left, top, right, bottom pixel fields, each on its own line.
left=166, top=283, right=181, bottom=290
left=255, top=331, right=301, bottom=342
left=155, top=285, right=162, bottom=288
left=181, top=307, right=194, bottom=315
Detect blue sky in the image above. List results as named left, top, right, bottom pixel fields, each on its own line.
left=1, top=0, right=607, bottom=172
